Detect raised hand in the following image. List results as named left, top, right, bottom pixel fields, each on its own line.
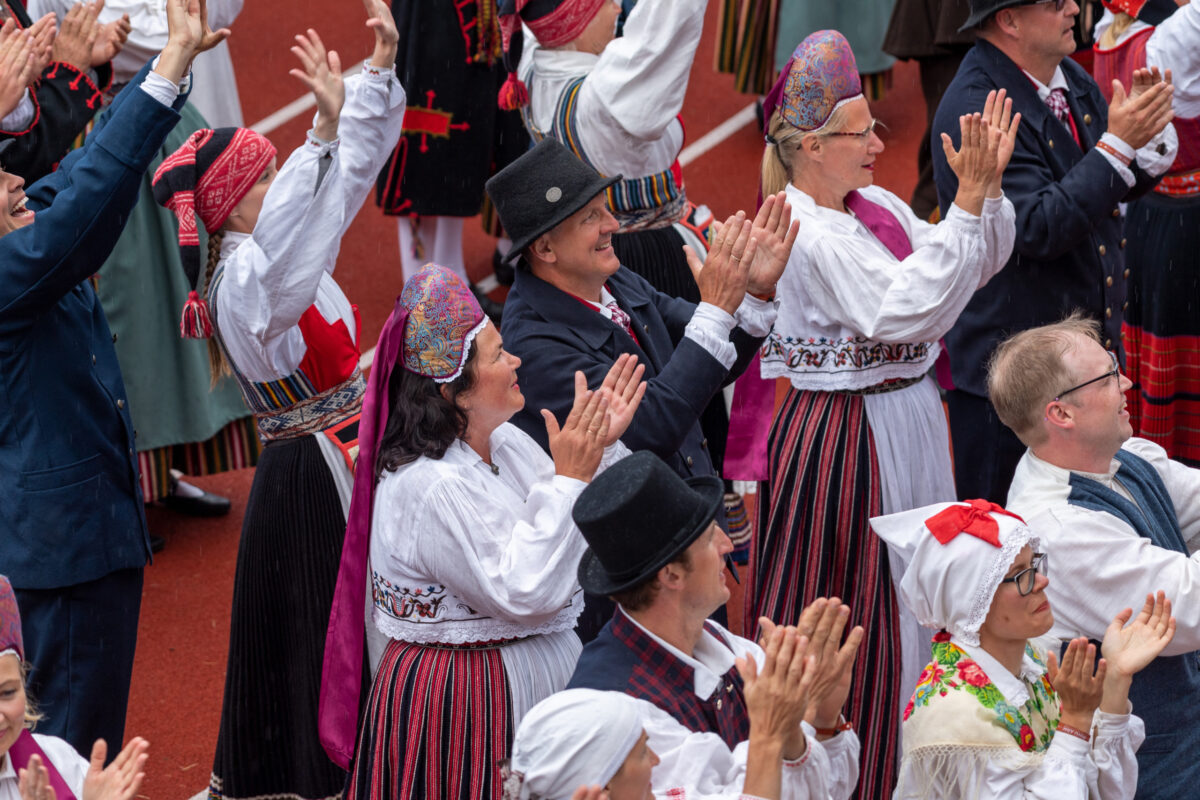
left=543, top=371, right=609, bottom=482
left=596, top=352, right=646, bottom=447
left=91, top=8, right=131, bottom=67
left=1108, top=73, right=1174, bottom=150
left=17, top=754, right=57, bottom=800
left=746, top=192, right=799, bottom=297
left=157, top=0, right=229, bottom=84
left=797, top=598, right=864, bottom=732
left=362, top=0, right=398, bottom=68
left=0, top=22, right=36, bottom=119
left=52, top=2, right=100, bottom=72
left=1101, top=591, right=1175, bottom=678
left=81, top=737, right=149, bottom=800
left=739, top=624, right=815, bottom=787
left=981, top=88, right=1021, bottom=195
left=289, top=28, right=344, bottom=142
left=26, top=14, right=56, bottom=75
left=941, top=112, right=998, bottom=216
left=683, top=211, right=756, bottom=316
left=1047, top=638, right=1105, bottom=732
left=568, top=786, right=608, bottom=800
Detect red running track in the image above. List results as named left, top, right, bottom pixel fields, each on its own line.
left=129, top=3, right=924, bottom=797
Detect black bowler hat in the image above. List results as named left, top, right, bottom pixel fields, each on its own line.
left=485, top=137, right=621, bottom=264
left=959, top=0, right=1030, bottom=30
left=573, top=451, right=724, bottom=596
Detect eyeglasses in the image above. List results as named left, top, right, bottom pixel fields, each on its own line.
left=1053, top=350, right=1120, bottom=401
left=999, top=552, right=1048, bottom=596
left=1026, top=0, right=1068, bottom=10
left=823, top=118, right=885, bottom=141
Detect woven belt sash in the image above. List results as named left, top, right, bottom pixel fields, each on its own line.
left=1156, top=169, right=1200, bottom=198
left=837, top=374, right=925, bottom=397
left=255, top=369, right=366, bottom=441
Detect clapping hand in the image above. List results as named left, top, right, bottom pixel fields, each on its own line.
left=290, top=29, right=344, bottom=142
left=0, top=21, right=36, bottom=120
left=794, top=598, right=864, bottom=733
left=27, top=14, right=55, bottom=76
left=544, top=371, right=610, bottom=482
left=568, top=787, right=608, bottom=800
left=738, top=623, right=815, bottom=787
left=596, top=352, right=646, bottom=447
left=1102, top=591, right=1175, bottom=678
left=1047, top=638, right=1105, bottom=731
left=941, top=111, right=1000, bottom=216
left=684, top=211, right=756, bottom=316
left=80, top=738, right=149, bottom=800
left=51, top=2, right=99, bottom=72
left=746, top=192, right=799, bottom=298
left=362, top=0, right=398, bottom=69
left=157, top=0, right=229, bottom=85
left=91, top=8, right=132, bottom=67
left=981, top=89, right=1021, bottom=196
left=17, top=753, right=56, bottom=800
left=1108, top=68, right=1174, bottom=150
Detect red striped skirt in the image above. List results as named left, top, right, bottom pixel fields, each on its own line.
left=347, top=638, right=513, bottom=800
left=745, top=387, right=899, bottom=800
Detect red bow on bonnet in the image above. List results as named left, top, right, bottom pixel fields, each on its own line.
left=924, top=499, right=1026, bottom=548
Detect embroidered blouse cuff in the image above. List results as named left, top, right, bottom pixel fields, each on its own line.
left=362, top=61, right=397, bottom=81
left=734, top=294, right=779, bottom=338
left=1093, top=705, right=1132, bottom=732
left=305, top=129, right=340, bottom=155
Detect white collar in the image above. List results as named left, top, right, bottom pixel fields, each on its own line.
left=220, top=229, right=251, bottom=260
left=530, top=44, right=600, bottom=77
left=1026, top=448, right=1122, bottom=484
left=784, top=182, right=858, bottom=234
left=617, top=607, right=737, bottom=699
left=952, top=635, right=1045, bottom=707
left=1022, top=65, right=1069, bottom=103
left=447, top=425, right=519, bottom=471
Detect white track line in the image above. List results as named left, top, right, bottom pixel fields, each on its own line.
left=678, top=102, right=758, bottom=166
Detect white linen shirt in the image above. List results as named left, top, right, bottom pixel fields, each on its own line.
left=762, top=183, right=1014, bottom=391
left=0, top=734, right=86, bottom=800
left=615, top=609, right=861, bottom=800
left=519, top=0, right=703, bottom=178
left=370, top=423, right=629, bottom=645
left=893, top=635, right=1144, bottom=800
left=214, top=66, right=405, bottom=384
left=1007, top=437, right=1200, bottom=655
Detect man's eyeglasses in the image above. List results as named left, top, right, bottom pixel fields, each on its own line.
left=999, top=552, right=1048, bottom=596
left=823, top=118, right=885, bottom=141
left=1027, top=0, right=1068, bottom=11
left=1053, top=350, right=1120, bottom=401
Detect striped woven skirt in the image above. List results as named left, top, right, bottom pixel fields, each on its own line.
left=348, top=629, right=581, bottom=800
left=1122, top=190, right=1200, bottom=466
left=209, top=435, right=360, bottom=800
left=746, top=387, right=899, bottom=800
left=138, top=416, right=261, bottom=502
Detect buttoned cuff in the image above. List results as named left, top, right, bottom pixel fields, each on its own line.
left=1098, top=133, right=1137, bottom=188
left=684, top=301, right=737, bottom=369
left=1134, top=122, right=1179, bottom=177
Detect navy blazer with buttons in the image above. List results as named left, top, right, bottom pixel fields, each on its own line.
left=501, top=264, right=762, bottom=482
left=932, top=39, right=1161, bottom=397
left=0, top=62, right=186, bottom=590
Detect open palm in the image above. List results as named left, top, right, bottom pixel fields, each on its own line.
left=1101, top=591, right=1176, bottom=677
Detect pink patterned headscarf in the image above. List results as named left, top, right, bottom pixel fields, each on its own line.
left=778, top=30, right=864, bottom=133
left=1, top=575, right=22, bottom=661
left=319, top=265, right=484, bottom=768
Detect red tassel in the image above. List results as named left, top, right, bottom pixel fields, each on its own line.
left=180, top=290, right=214, bottom=339
left=497, top=72, right=530, bottom=111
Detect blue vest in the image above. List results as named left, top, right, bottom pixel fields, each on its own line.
left=1067, top=449, right=1200, bottom=798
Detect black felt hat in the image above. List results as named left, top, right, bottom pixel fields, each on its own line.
left=485, top=137, right=621, bottom=264
left=573, top=451, right=724, bottom=596
left=959, top=0, right=1030, bottom=30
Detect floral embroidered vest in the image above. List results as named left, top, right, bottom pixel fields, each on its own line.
left=903, top=633, right=1061, bottom=754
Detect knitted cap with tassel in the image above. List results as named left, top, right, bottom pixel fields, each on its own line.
left=152, top=127, right=277, bottom=338
left=496, top=0, right=607, bottom=111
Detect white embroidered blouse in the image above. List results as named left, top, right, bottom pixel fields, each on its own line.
left=761, top=182, right=1015, bottom=392
left=370, top=423, right=628, bottom=645
left=213, top=66, right=405, bottom=384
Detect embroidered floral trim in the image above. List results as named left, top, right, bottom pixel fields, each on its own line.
left=904, top=637, right=1058, bottom=753
left=372, top=573, right=454, bottom=621
left=761, top=332, right=932, bottom=373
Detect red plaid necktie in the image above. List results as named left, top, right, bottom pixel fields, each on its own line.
left=606, top=300, right=635, bottom=339
left=1045, top=87, right=1070, bottom=125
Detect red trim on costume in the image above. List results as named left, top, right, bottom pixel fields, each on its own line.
left=0, top=89, right=40, bottom=136
left=525, top=0, right=606, bottom=48
left=298, top=305, right=362, bottom=393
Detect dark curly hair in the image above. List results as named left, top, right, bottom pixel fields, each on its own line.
left=374, top=342, right=478, bottom=479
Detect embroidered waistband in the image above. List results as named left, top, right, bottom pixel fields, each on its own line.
left=255, top=369, right=366, bottom=441
left=1155, top=169, right=1200, bottom=198
left=836, top=374, right=925, bottom=396
left=406, top=635, right=536, bottom=651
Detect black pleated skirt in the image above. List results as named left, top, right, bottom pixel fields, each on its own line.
left=209, top=435, right=363, bottom=800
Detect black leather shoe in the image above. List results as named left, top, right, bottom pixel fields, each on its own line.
left=150, top=534, right=166, bottom=554
left=163, top=479, right=232, bottom=517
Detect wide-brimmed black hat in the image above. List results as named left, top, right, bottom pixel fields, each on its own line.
left=573, top=451, right=724, bottom=596
left=485, top=137, right=621, bottom=264
left=959, top=0, right=1030, bottom=30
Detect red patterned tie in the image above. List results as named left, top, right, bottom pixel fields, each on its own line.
left=606, top=300, right=635, bottom=339
left=1045, top=87, right=1070, bottom=125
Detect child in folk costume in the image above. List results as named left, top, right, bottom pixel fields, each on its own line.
left=0, top=576, right=149, bottom=800
left=873, top=500, right=1173, bottom=799
left=151, top=4, right=405, bottom=800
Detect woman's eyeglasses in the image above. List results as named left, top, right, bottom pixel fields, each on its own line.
left=999, top=552, right=1048, bottom=596
left=823, top=118, right=885, bottom=141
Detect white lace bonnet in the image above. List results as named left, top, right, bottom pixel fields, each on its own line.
left=502, top=689, right=644, bottom=800
left=871, top=499, right=1041, bottom=646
